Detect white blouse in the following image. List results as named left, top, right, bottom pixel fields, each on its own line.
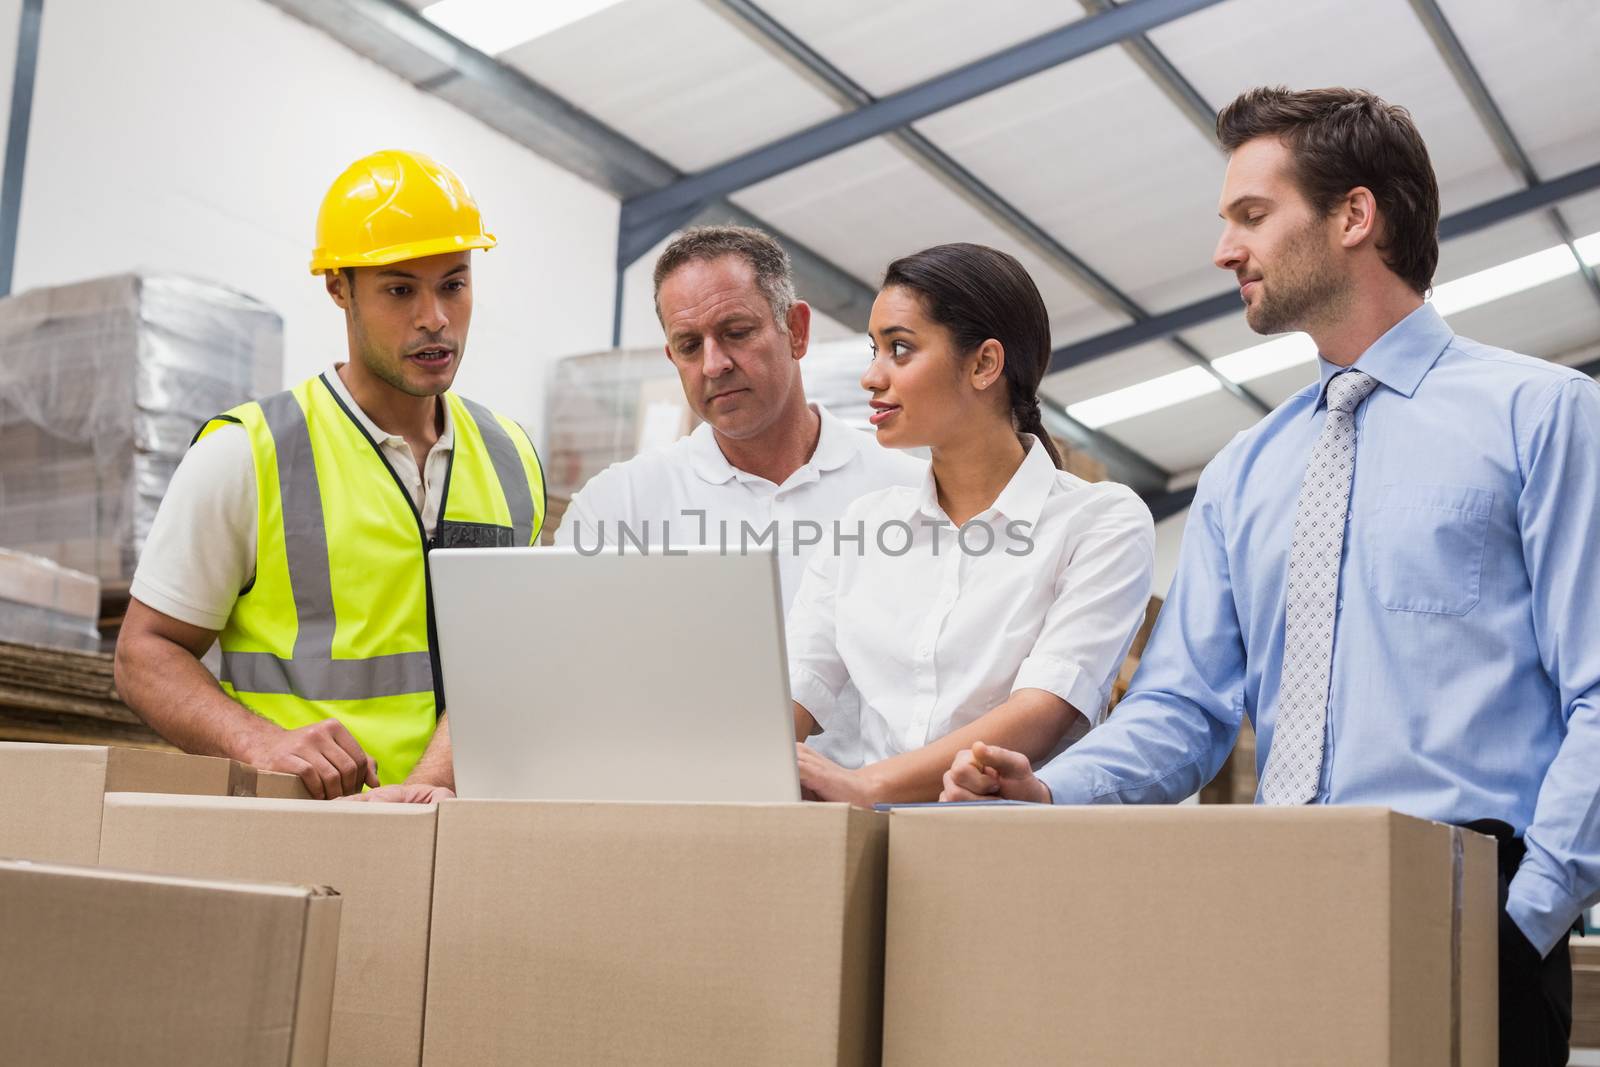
left=785, top=436, right=1156, bottom=765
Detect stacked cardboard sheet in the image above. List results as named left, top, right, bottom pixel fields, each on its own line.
left=0, top=638, right=163, bottom=747
left=0, top=272, right=281, bottom=584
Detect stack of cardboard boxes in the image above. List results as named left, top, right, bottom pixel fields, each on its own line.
left=0, top=548, right=101, bottom=651
left=0, top=740, right=1499, bottom=1065
left=0, top=273, right=281, bottom=586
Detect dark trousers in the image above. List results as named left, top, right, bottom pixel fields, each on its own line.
left=1464, top=819, right=1572, bottom=1066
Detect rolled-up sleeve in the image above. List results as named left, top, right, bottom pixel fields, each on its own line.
left=1507, top=378, right=1600, bottom=955
left=785, top=545, right=851, bottom=732
left=1011, top=487, right=1155, bottom=726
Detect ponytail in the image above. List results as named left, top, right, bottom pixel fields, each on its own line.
left=1010, top=394, right=1063, bottom=469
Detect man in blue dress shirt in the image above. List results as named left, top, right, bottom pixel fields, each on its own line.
left=942, top=86, right=1598, bottom=1063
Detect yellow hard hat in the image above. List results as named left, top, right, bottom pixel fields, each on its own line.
left=309, top=149, right=496, bottom=275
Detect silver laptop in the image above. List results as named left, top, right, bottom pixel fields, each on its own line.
left=429, top=545, right=802, bottom=802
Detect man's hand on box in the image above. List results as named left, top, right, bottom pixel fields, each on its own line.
left=940, top=742, right=1052, bottom=804
left=245, top=719, right=379, bottom=800
left=353, top=783, right=455, bottom=804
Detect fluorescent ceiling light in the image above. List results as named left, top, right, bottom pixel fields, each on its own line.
left=1068, top=228, right=1600, bottom=429
left=1212, top=333, right=1317, bottom=382
left=1428, top=244, right=1578, bottom=316
left=422, top=0, right=622, bottom=55
left=1066, top=367, right=1221, bottom=427
left=1573, top=231, right=1600, bottom=266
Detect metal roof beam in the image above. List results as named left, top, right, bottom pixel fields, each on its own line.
left=269, top=0, right=880, bottom=332
left=0, top=0, right=43, bottom=298
left=1050, top=158, right=1600, bottom=372
left=705, top=0, right=1263, bottom=428
left=1143, top=485, right=1198, bottom=523
left=1407, top=0, right=1600, bottom=313
left=1081, top=0, right=1218, bottom=146
left=620, top=0, right=1228, bottom=250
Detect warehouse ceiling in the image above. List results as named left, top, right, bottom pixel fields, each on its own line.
left=275, top=0, right=1600, bottom=494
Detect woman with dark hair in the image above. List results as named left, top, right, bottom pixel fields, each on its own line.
left=785, top=243, right=1155, bottom=804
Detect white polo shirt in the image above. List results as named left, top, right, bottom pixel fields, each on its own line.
left=556, top=404, right=926, bottom=767
left=786, top=436, right=1156, bottom=766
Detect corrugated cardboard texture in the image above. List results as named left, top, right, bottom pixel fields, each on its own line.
left=253, top=769, right=317, bottom=800
left=97, top=793, right=438, bottom=1067
left=424, top=800, right=888, bottom=1066
left=882, top=806, right=1497, bottom=1067
left=0, top=858, right=340, bottom=1066
left=0, top=742, right=249, bottom=864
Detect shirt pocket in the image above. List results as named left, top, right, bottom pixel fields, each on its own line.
left=1365, top=483, right=1494, bottom=616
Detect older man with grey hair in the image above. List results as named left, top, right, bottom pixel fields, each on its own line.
left=556, top=225, right=924, bottom=769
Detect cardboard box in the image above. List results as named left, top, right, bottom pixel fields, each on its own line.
left=98, top=793, right=438, bottom=1067
left=424, top=801, right=887, bottom=1066
left=0, top=273, right=282, bottom=583
left=1572, top=936, right=1600, bottom=1049
left=0, top=547, right=100, bottom=616
left=0, top=857, right=339, bottom=1066
left=254, top=768, right=317, bottom=800
left=0, top=741, right=252, bottom=864
left=883, top=806, right=1497, bottom=1066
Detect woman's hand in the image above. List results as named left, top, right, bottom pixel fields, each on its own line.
left=796, top=744, right=881, bottom=808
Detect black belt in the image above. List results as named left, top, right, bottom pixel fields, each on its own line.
left=1461, top=818, right=1524, bottom=881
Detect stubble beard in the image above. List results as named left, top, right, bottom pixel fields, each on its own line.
left=351, top=312, right=451, bottom=399
left=1246, top=218, right=1351, bottom=336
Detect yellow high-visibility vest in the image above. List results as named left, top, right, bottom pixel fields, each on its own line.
left=195, top=371, right=545, bottom=784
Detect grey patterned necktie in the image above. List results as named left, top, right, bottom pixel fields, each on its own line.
left=1260, top=369, right=1379, bottom=805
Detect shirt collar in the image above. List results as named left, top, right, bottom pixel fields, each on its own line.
left=911, top=434, right=1056, bottom=527
left=686, top=403, right=854, bottom=486
left=324, top=363, right=454, bottom=448
left=1311, top=302, right=1452, bottom=415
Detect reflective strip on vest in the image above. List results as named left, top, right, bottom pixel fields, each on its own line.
left=219, top=388, right=437, bottom=699
left=220, top=649, right=434, bottom=700
left=461, top=396, right=535, bottom=547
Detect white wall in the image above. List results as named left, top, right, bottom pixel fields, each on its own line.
left=8, top=0, right=619, bottom=442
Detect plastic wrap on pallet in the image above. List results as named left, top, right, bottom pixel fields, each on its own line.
left=0, top=601, right=102, bottom=652
left=0, top=274, right=283, bottom=584
left=543, top=338, right=876, bottom=498
left=0, top=548, right=101, bottom=652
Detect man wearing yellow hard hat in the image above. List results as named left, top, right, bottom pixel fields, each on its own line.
left=115, top=150, right=544, bottom=800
